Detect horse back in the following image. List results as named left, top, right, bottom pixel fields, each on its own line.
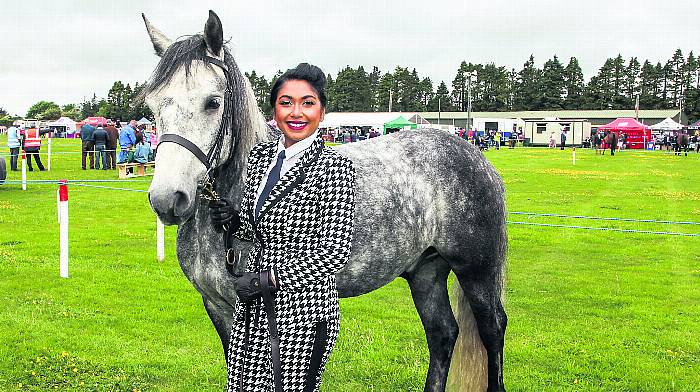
left=332, top=129, right=506, bottom=296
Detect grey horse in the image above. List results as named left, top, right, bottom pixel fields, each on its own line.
left=143, top=11, right=507, bottom=392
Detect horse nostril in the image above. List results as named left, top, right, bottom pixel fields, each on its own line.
left=173, top=190, right=191, bottom=217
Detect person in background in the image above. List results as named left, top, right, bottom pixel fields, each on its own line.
left=135, top=124, right=145, bottom=145
left=494, top=130, right=501, bottom=150
left=118, top=120, right=137, bottom=163
left=93, top=123, right=109, bottom=170
left=105, top=121, right=119, bottom=170
left=149, top=128, right=159, bottom=160
left=592, top=131, right=601, bottom=155
left=22, top=127, right=49, bottom=171
left=560, top=125, right=567, bottom=150
left=80, top=122, right=96, bottom=170
left=133, top=138, right=152, bottom=163
left=549, top=132, right=557, bottom=148
left=6, top=123, right=21, bottom=171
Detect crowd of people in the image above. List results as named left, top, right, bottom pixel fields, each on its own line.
left=2, top=119, right=158, bottom=173
left=79, top=119, right=157, bottom=170
left=5, top=120, right=697, bottom=176
left=655, top=130, right=700, bottom=152
left=455, top=128, right=524, bottom=151
left=318, top=127, right=381, bottom=143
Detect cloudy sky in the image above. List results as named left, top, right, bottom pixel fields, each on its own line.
left=1, top=0, right=699, bottom=116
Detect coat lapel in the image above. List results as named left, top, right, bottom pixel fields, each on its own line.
left=247, top=142, right=277, bottom=222
left=257, top=135, right=325, bottom=223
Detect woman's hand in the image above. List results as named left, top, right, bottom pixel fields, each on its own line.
left=235, top=270, right=278, bottom=304
left=235, top=272, right=261, bottom=304
left=209, top=198, right=240, bottom=232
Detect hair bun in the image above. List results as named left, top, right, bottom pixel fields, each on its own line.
left=295, top=63, right=326, bottom=88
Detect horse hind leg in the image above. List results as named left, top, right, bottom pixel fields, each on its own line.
left=403, top=253, right=459, bottom=392
left=449, top=258, right=507, bottom=392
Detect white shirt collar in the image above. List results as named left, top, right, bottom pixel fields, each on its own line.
left=277, top=130, right=319, bottom=159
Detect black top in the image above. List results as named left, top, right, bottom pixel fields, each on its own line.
left=93, top=127, right=109, bottom=146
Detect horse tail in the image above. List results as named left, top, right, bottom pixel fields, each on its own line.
left=446, top=198, right=507, bottom=391
left=446, top=281, right=488, bottom=391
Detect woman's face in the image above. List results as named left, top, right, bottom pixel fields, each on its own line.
left=274, top=79, right=324, bottom=148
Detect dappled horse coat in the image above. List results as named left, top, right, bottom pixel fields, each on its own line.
left=226, top=134, right=355, bottom=392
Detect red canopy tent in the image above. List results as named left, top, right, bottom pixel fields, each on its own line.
left=75, top=117, right=111, bottom=136
left=597, top=117, right=652, bottom=149
left=80, top=116, right=109, bottom=126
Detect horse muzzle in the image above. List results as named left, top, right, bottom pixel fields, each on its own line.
left=148, top=188, right=196, bottom=225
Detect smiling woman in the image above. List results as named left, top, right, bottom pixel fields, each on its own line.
left=212, top=63, right=357, bottom=392
left=269, top=65, right=327, bottom=148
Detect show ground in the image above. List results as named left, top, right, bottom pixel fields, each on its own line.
left=0, top=136, right=698, bottom=391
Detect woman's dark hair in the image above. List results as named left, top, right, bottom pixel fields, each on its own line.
left=269, top=63, right=327, bottom=110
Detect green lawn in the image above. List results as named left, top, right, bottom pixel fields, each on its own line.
left=0, top=137, right=698, bottom=391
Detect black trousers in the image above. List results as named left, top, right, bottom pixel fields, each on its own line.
left=9, top=147, right=19, bottom=170
left=25, top=148, right=45, bottom=171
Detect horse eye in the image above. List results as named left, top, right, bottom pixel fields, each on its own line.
left=205, top=98, right=221, bottom=110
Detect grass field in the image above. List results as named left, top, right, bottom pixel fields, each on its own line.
left=1, top=136, right=699, bottom=391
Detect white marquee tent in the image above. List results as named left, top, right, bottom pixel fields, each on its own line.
left=47, top=117, right=77, bottom=133
left=650, top=117, right=684, bottom=131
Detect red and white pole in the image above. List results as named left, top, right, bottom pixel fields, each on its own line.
left=156, top=217, right=165, bottom=261
left=58, top=179, right=69, bottom=278
left=21, top=152, right=26, bottom=190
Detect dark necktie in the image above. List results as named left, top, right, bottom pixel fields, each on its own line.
left=255, top=150, right=286, bottom=220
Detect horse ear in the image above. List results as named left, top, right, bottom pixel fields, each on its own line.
left=204, top=10, right=224, bottom=58
left=142, top=13, right=172, bottom=57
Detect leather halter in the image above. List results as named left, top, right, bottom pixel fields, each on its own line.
left=156, top=55, right=231, bottom=189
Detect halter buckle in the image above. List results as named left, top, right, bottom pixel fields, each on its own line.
left=198, top=175, right=220, bottom=202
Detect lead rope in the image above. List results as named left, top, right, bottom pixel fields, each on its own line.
left=199, top=172, right=251, bottom=392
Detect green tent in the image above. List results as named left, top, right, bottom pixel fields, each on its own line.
left=383, top=116, right=417, bottom=134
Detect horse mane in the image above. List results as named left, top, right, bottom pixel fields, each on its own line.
left=141, top=34, right=269, bottom=201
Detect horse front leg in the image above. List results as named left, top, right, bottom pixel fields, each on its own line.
left=203, top=296, right=235, bottom=361
left=404, top=256, right=459, bottom=392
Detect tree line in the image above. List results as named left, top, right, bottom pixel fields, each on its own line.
left=3, top=48, right=699, bottom=127
left=246, top=49, right=700, bottom=122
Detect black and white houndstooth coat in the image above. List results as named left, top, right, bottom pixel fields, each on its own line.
left=226, top=134, right=356, bottom=392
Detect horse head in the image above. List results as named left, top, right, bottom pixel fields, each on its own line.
left=142, top=11, right=261, bottom=225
